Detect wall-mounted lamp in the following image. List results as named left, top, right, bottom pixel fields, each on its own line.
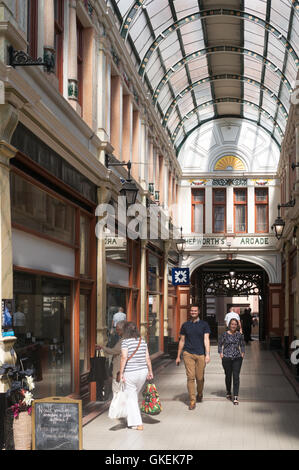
left=154, top=190, right=160, bottom=202
left=176, top=226, right=186, bottom=255
left=8, top=45, right=55, bottom=73
left=271, top=199, right=295, bottom=240
left=291, top=162, right=299, bottom=170
left=105, top=154, right=138, bottom=206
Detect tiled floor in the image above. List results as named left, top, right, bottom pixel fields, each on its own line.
left=83, top=342, right=299, bottom=450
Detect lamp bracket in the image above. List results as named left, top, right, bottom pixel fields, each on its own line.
left=8, top=46, right=54, bottom=73
left=105, top=154, right=132, bottom=179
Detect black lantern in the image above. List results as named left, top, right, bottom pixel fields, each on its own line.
left=176, top=226, right=186, bottom=254
left=105, top=155, right=138, bottom=206
left=271, top=199, right=295, bottom=240
left=272, top=215, right=285, bottom=240
left=119, top=177, right=138, bottom=206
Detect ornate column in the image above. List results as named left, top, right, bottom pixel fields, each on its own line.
left=96, top=24, right=111, bottom=141
left=68, top=0, right=79, bottom=107
left=110, top=75, right=123, bottom=160
left=96, top=186, right=112, bottom=346
left=139, top=118, right=147, bottom=190
left=122, top=93, right=133, bottom=163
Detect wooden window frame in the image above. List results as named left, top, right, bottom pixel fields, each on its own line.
left=212, top=188, right=226, bottom=234
left=191, top=188, right=205, bottom=233
left=255, top=188, right=269, bottom=233
left=234, top=188, right=247, bottom=234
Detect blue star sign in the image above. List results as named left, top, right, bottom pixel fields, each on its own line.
left=172, top=268, right=190, bottom=286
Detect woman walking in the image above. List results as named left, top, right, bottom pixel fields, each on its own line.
left=218, top=318, right=245, bottom=405
left=119, top=322, right=153, bottom=430
left=96, top=320, right=126, bottom=396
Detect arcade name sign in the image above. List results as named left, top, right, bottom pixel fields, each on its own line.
left=185, top=235, right=277, bottom=250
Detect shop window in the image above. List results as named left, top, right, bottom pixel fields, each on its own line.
left=54, top=0, right=64, bottom=93
left=11, top=172, right=75, bottom=245
left=191, top=189, right=205, bottom=233
left=213, top=189, right=226, bottom=233
left=148, top=252, right=162, bottom=355
left=27, top=0, right=38, bottom=58
left=255, top=188, right=268, bottom=233
left=234, top=189, right=247, bottom=233
left=106, top=287, right=127, bottom=344
left=13, top=271, right=71, bottom=397
left=79, top=294, right=89, bottom=374
left=148, top=294, right=160, bottom=355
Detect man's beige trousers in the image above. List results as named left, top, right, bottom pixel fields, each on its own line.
left=183, top=351, right=206, bottom=403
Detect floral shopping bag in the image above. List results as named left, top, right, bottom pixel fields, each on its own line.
left=140, top=382, right=162, bottom=415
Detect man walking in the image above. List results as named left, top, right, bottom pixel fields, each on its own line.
left=176, top=304, right=211, bottom=410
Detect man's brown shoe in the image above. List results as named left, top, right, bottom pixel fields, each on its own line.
left=189, top=401, right=196, bottom=410
left=196, top=394, right=203, bottom=403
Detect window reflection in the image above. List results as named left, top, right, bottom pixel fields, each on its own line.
left=13, top=272, right=71, bottom=397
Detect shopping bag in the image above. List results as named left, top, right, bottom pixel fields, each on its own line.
left=88, top=350, right=107, bottom=384
left=140, top=382, right=162, bottom=415
left=108, top=382, right=128, bottom=419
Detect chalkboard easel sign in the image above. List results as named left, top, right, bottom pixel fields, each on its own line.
left=32, top=397, right=83, bottom=450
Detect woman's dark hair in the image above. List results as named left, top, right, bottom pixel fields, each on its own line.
left=228, top=318, right=238, bottom=328
left=122, top=321, right=140, bottom=339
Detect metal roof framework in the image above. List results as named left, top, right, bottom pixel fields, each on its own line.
left=108, top=0, right=299, bottom=153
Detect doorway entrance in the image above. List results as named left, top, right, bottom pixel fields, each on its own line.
left=191, top=260, right=268, bottom=341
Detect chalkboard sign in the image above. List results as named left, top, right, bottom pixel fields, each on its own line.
left=32, top=397, right=82, bottom=450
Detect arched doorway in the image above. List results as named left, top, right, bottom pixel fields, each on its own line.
left=190, top=260, right=269, bottom=341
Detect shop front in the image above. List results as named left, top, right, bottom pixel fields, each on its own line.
left=10, top=124, right=97, bottom=404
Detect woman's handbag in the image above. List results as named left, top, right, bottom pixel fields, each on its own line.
left=88, top=349, right=107, bottom=383
left=108, top=382, right=128, bottom=419
left=140, top=382, right=162, bottom=415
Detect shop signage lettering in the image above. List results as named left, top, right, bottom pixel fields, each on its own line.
left=185, top=236, right=275, bottom=249
left=240, top=237, right=269, bottom=245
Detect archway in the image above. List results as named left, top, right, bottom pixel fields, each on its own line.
left=190, top=259, right=269, bottom=342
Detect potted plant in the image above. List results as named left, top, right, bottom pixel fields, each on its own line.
left=0, top=363, right=35, bottom=450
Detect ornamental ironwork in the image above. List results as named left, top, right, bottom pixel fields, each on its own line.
left=212, top=178, right=247, bottom=186
left=8, top=46, right=55, bottom=73
left=202, top=272, right=264, bottom=297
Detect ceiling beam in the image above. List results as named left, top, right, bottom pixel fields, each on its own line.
left=152, top=46, right=292, bottom=105
left=138, top=10, right=299, bottom=77
left=162, top=75, right=288, bottom=128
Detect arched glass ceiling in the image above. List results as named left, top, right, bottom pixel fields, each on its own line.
left=107, top=0, right=299, bottom=152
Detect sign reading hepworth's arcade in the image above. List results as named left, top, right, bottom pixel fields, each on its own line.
left=185, top=235, right=277, bottom=250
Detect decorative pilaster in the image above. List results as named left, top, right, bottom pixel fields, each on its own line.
left=97, top=25, right=111, bottom=144
left=68, top=1, right=78, bottom=107
left=96, top=186, right=111, bottom=346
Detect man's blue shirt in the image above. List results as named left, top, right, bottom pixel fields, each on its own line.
left=180, top=320, right=211, bottom=355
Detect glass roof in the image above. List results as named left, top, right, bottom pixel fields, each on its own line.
left=107, top=0, right=299, bottom=152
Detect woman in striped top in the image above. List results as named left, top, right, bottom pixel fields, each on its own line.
left=120, top=322, right=153, bottom=430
